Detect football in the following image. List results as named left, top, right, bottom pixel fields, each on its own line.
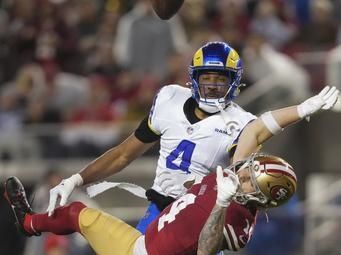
left=150, top=0, right=185, bottom=20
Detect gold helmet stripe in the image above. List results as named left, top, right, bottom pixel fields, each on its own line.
left=226, top=48, right=240, bottom=69
left=192, top=48, right=203, bottom=67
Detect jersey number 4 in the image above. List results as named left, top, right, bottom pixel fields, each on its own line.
left=158, top=193, right=196, bottom=231
left=166, top=140, right=196, bottom=173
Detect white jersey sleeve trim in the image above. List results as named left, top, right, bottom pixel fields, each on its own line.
left=148, top=117, right=161, bottom=136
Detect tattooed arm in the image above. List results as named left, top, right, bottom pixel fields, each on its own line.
left=197, top=166, right=239, bottom=254
left=197, top=204, right=227, bottom=255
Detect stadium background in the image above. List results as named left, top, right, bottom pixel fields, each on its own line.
left=0, top=0, right=340, bottom=254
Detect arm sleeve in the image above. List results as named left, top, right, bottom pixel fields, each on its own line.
left=134, top=116, right=161, bottom=143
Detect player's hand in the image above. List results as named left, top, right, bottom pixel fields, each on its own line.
left=46, top=174, right=83, bottom=216
left=216, top=166, right=239, bottom=207
left=297, top=86, right=340, bottom=119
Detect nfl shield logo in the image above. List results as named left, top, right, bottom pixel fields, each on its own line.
left=187, top=127, right=194, bottom=134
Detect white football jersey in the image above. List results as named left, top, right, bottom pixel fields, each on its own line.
left=148, top=85, right=256, bottom=197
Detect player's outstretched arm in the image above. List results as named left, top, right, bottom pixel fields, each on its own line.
left=197, top=167, right=239, bottom=255
left=47, top=133, right=156, bottom=216
left=150, top=0, right=184, bottom=20
left=233, top=86, right=339, bottom=163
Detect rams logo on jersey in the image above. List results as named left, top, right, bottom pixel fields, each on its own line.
left=215, top=121, right=241, bottom=136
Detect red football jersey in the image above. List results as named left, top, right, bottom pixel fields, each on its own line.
left=145, top=173, right=257, bottom=255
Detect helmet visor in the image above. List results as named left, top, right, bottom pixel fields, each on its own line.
left=197, top=70, right=236, bottom=101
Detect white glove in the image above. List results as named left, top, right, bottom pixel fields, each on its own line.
left=216, top=166, right=239, bottom=207
left=47, top=174, right=83, bottom=216
left=297, top=86, right=340, bottom=120
left=156, top=171, right=198, bottom=198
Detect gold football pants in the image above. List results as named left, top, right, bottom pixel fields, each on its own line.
left=79, top=208, right=142, bottom=255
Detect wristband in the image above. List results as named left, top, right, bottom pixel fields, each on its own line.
left=70, top=173, right=84, bottom=186
left=260, top=111, right=283, bottom=135
left=216, top=199, right=231, bottom=208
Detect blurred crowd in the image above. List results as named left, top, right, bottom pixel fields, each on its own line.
left=0, top=0, right=340, bottom=159
left=0, top=1, right=340, bottom=255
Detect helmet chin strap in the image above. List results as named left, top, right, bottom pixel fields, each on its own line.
left=215, top=100, right=232, bottom=127
left=198, top=100, right=233, bottom=128
left=198, top=101, right=221, bottom=113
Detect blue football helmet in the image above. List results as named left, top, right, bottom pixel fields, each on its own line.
left=188, top=42, right=243, bottom=113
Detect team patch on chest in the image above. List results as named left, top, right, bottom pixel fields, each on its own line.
left=215, top=121, right=241, bottom=136
left=184, top=120, right=242, bottom=137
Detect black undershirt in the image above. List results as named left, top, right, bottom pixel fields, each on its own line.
left=183, top=97, right=203, bottom=124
